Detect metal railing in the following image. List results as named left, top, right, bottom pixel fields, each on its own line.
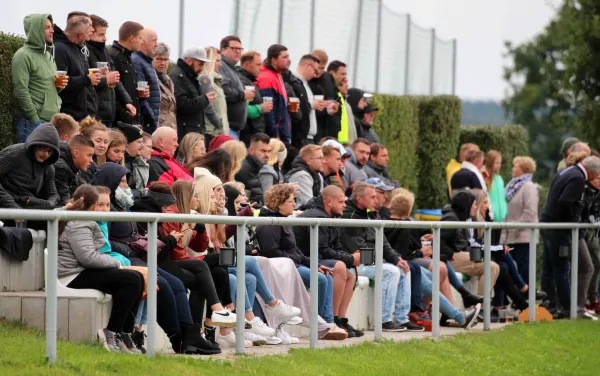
left=0, top=209, right=595, bottom=364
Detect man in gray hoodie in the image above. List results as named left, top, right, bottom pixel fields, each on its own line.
left=286, top=145, right=324, bottom=209
left=342, top=138, right=370, bottom=188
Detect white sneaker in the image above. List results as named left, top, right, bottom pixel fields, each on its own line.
left=275, top=325, right=300, bottom=344
left=216, top=330, right=252, bottom=348
left=581, top=311, right=599, bottom=321
left=244, top=331, right=267, bottom=346
left=211, top=309, right=237, bottom=328
left=247, top=317, right=276, bottom=337
left=265, top=300, right=301, bottom=320
left=286, top=316, right=303, bottom=326
left=265, top=335, right=283, bottom=345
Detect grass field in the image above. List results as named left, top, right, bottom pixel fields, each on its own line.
left=0, top=319, right=598, bottom=375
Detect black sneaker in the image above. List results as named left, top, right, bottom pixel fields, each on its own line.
left=334, top=317, right=355, bottom=337
left=341, top=318, right=364, bottom=337
left=382, top=321, right=407, bottom=332
left=400, top=321, right=424, bottom=332
left=463, top=293, right=484, bottom=307
left=120, top=333, right=142, bottom=354
left=131, top=330, right=147, bottom=354
left=461, top=303, right=482, bottom=330
left=204, top=325, right=217, bottom=346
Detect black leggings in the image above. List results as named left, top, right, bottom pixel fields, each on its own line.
left=203, top=253, right=232, bottom=319
left=68, top=268, right=144, bottom=333
left=494, top=266, right=529, bottom=310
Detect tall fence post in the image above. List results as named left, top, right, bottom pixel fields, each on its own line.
left=46, top=219, right=59, bottom=364
left=178, top=0, right=185, bottom=59
left=451, top=38, right=457, bottom=95
left=146, top=220, right=158, bottom=357
left=236, top=225, right=247, bottom=354
left=309, top=225, right=319, bottom=348
left=374, top=0, right=383, bottom=93
left=429, top=28, right=436, bottom=95
left=233, top=0, right=240, bottom=35
left=528, top=229, right=537, bottom=322
left=431, top=227, right=441, bottom=338
left=403, top=14, right=411, bottom=95
left=277, top=0, right=284, bottom=44
left=374, top=226, right=384, bottom=341
left=352, top=0, right=364, bottom=86
left=309, top=0, right=316, bottom=52
left=483, top=228, right=491, bottom=331
left=570, top=228, right=579, bottom=319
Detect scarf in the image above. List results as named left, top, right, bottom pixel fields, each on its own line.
left=461, top=161, right=487, bottom=192
left=505, top=174, right=533, bottom=202
left=115, top=187, right=134, bottom=210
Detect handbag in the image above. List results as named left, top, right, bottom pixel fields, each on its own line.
left=129, top=235, right=165, bottom=255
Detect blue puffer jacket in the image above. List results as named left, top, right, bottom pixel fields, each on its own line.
left=132, top=51, right=160, bottom=133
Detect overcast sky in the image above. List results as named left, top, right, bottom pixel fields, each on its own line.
left=3, top=0, right=557, bottom=100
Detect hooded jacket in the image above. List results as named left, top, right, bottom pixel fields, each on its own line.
left=200, top=72, right=227, bottom=136
left=0, top=123, right=60, bottom=209
left=86, top=39, right=132, bottom=126
left=132, top=51, right=161, bottom=133
left=348, top=88, right=380, bottom=143
left=236, top=66, right=266, bottom=143
left=148, top=147, right=194, bottom=187
left=259, top=163, right=283, bottom=193
left=285, top=156, right=323, bottom=209
left=109, top=41, right=140, bottom=125
left=255, top=207, right=311, bottom=266
left=54, top=141, right=85, bottom=206
left=170, top=58, right=210, bottom=140
left=53, top=25, right=92, bottom=121
left=124, top=152, right=148, bottom=199
left=235, top=154, right=265, bottom=207
left=294, top=196, right=355, bottom=268
left=364, top=160, right=399, bottom=188
left=384, top=219, right=424, bottom=261
left=439, top=190, right=476, bottom=262
left=219, top=56, right=247, bottom=132
left=11, top=13, right=61, bottom=123
left=342, top=148, right=369, bottom=187
left=309, top=72, right=340, bottom=139
left=339, top=199, right=400, bottom=265
left=256, top=63, right=290, bottom=143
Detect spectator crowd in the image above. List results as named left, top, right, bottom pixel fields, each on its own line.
left=4, top=11, right=599, bottom=354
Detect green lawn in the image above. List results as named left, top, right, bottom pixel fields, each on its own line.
left=0, top=320, right=599, bottom=375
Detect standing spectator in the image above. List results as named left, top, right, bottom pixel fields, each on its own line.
left=87, top=15, right=135, bottom=127
left=557, top=137, right=580, bottom=172
left=500, top=156, right=539, bottom=284
left=170, top=47, right=216, bottom=141
left=110, top=21, right=145, bottom=125
left=364, top=143, right=399, bottom=188
left=148, top=127, right=193, bottom=186
left=451, top=149, right=486, bottom=192
left=132, top=28, right=160, bottom=133
left=286, top=145, right=324, bottom=209
left=152, top=43, right=177, bottom=131
left=237, top=51, right=271, bottom=145
left=54, top=135, right=95, bottom=205
left=336, top=78, right=354, bottom=144
left=309, top=50, right=340, bottom=141
left=50, top=113, right=79, bottom=142
left=483, top=150, right=507, bottom=223
left=12, top=13, right=62, bottom=143
left=200, top=47, right=227, bottom=143
left=348, top=88, right=379, bottom=144
left=541, top=156, right=600, bottom=318
left=256, top=44, right=291, bottom=144
left=291, top=54, right=326, bottom=148
left=343, top=138, right=370, bottom=187
left=54, top=16, right=100, bottom=121
left=235, top=133, right=271, bottom=206
left=446, top=143, right=480, bottom=199
left=259, top=138, right=286, bottom=193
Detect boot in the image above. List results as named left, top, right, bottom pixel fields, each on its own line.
left=169, top=332, right=183, bottom=354
left=181, top=324, right=221, bottom=355
left=458, top=286, right=484, bottom=307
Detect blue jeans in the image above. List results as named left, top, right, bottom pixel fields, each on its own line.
left=541, top=229, right=571, bottom=310
left=297, top=265, right=334, bottom=323
left=158, top=268, right=194, bottom=326
left=135, top=300, right=147, bottom=326
left=15, top=118, right=43, bottom=143
left=229, top=256, right=276, bottom=312
left=445, top=262, right=463, bottom=289
left=408, top=261, right=424, bottom=312
left=510, top=243, right=530, bottom=285
left=421, top=268, right=463, bottom=323
left=357, top=263, right=410, bottom=325
left=229, top=129, right=240, bottom=140
left=492, top=252, right=527, bottom=307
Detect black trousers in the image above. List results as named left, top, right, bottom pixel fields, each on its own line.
left=68, top=268, right=144, bottom=333
left=202, top=253, right=232, bottom=320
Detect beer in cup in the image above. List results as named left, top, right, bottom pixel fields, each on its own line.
left=137, top=81, right=148, bottom=98
left=263, top=96, right=273, bottom=103
left=314, top=95, right=324, bottom=101
left=96, top=62, right=109, bottom=77
left=288, top=97, right=300, bottom=112
left=55, top=70, right=67, bottom=88
left=88, top=68, right=100, bottom=76
left=244, top=85, right=255, bottom=92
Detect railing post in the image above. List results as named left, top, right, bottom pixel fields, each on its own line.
left=483, top=228, right=491, bottom=330
left=431, top=227, right=441, bottom=338
left=146, top=220, right=158, bottom=358
left=528, top=229, right=537, bottom=322
left=570, top=228, right=579, bottom=319
left=46, top=219, right=58, bottom=364
left=374, top=226, right=384, bottom=341
left=236, top=225, right=247, bottom=354
left=309, top=225, right=319, bottom=348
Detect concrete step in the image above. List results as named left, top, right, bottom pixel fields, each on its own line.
left=0, top=230, right=46, bottom=292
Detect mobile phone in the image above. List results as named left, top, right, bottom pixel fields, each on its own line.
left=507, top=247, right=514, bottom=252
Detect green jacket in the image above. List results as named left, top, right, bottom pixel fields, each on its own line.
left=490, top=174, right=508, bottom=222
left=11, top=13, right=61, bottom=122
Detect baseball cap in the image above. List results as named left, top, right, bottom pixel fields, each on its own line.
left=322, top=139, right=349, bottom=158
left=182, top=47, right=210, bottom=62
left=365, top=177, right=394, bottom=191
left=364, top=104, right=379, bottom=113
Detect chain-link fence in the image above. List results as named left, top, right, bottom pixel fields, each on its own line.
left=231, top=0, right=457, bottom=95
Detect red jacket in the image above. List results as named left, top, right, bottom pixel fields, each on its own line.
left=148, top=148, right=193, bottom=186
left=255, top=64, right=290, bottom=143
left=160, top=205, right=209, bottom=260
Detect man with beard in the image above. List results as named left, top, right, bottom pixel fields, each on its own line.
left=343, top=138, right=370, bottom=187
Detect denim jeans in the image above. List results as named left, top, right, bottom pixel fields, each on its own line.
left=541, top=229, right=571, bottom=311
left=135, top=300, right=147, bottom=326
left=229, top=256, right=276, bottom=312
left=229, top=129, right=240, bottom=140
left=357, top=262, right=410, bottom=325
left=15, top=118, right=43, bottom=143
left=421, top=268, right=463, bottom=323
left=297, top=265, right=334, bottom=323
left=158, top=267, right=194, bottom=326
left=445, top=262, right=463, bottom=289
left=408, top=261, right=424, bottom=312
left=510, top=243, right=530, bottom=285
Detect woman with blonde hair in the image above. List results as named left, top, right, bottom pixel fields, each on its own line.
left=97, top=129, right=127, bottom=166
left=177, top=132, right=205, bottom=166
left=79, top=117, right=109, bottom=183
left=259, top=138, right=286, bottom=193
left=220, top=140, right=248, bottom=180
left=482, top=150, right=507, bottom=223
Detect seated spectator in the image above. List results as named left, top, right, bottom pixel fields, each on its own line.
left=294, top=186, right=364, bottom=337
left=132, top=28, right=160, bottom=133
left=365, top=177, right=394, bottom=220
left=450, top=149, right=486, bottom=192
left=447, top=143, right=480, bottom=199
left=364, top=143, right=399, bottom=188
left=220, top=139, right=247, bottom=178
left=186, top=149, right=233, bottom=184
left=79, top=118, right=109, bottom=184
left=54, top=135, right=95, bottom=205
left=115, top=122, right=147, bottom=198
left=256, top=184, right=348, bottom=340
left=148, top=127, right=193, bottom=185
left=259, top=138, right=286, bottom=193
left=98, top=129, right=127, bottom=166
left=339, top=183, right=411, bottom=332
left=50, top=113, right=79, bottom=142
left=343, top=138, right=370, bottom=187
left=235, top=133, right=271, bottom=206
left=140, top=132, right=153, bottom=161
left=286, top=144, right=324, bottom=209
left=177, top=132, right=205, bottom=166
left=0, top=123, right=59, bottom=210
left=321, top=139, right=349, bottom=190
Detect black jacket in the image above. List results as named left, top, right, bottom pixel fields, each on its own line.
left=0, top=123, right=60, bottom=209
left=309, top=72, right=340, bottom=140
left=169, top=59, right=210, bottom=140
left=295, top=196, right=354, bottom=268
left=236, top=66, right=265, bottom=144
left=235, top=155, right=264, bottom=207
left=364, top=161, right=399, bottom=188
left=450, top=168, right=483, bottom=192
left=541, top=164, right=587, bottom=223
left=53, top=26, right=92, bottom=121
left=109, top=41, right=140, bottom=125
left=385, top=220, right=424, bottom=261
left=0, top=227, right=34, bottom=261
left=255, top=207, right=310, bottom=266
left=87, top=40, right=132, bottom=126
left=124, top=152, right=144, bottom=200
left=440, top=190, right=476, bottom=262
left=54, top=142, right=83, bottom=206
left=130, top=195, right=178, bottom=264
left=339, top=199, right=400, bottom=265
left=284, top=71, right=311, bottom=149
